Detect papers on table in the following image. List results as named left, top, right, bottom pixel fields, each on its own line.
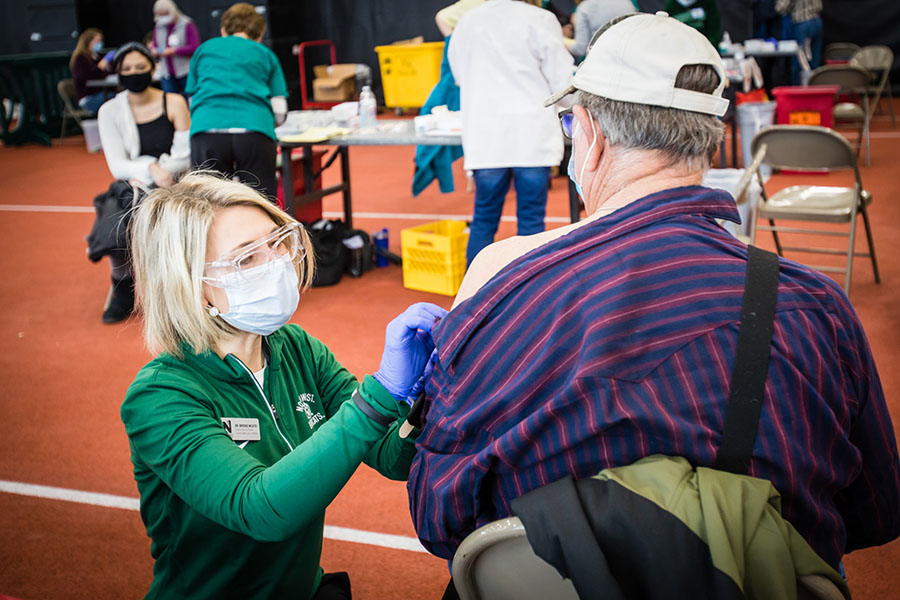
left=279, top=126, right=352, bottom=143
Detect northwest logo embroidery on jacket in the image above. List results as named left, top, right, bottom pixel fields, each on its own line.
left=296, top=394, right=324, bottom=428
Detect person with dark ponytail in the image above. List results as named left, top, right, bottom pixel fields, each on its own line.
left=92, top=42, right=190, bottom=323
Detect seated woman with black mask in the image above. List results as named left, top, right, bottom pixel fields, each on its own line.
left=95, top=42, right=190, bottom=323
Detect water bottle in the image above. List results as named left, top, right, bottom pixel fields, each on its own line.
left=719, top=31, right=732, bottom=55
left=373, top=228, right=389, bottom=267
left=359, top=85, right=377, bottom=132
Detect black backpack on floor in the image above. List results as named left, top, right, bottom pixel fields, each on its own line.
left=309, top=219, right=348, bottom=287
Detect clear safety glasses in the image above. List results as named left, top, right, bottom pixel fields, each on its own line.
left=558, top=108, right=574, bottom=139
left=203, top=222, right=303, bottom=289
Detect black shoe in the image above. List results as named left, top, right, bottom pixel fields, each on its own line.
left=102, top=277, right=135, bottom=324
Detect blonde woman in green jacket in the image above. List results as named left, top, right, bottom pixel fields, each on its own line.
left=122, top=172, right=446, bottom=599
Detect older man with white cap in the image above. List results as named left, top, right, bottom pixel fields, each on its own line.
left=408, top=11, right=899, bottom=584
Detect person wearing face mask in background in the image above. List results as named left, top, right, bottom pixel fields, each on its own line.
left=149, top=0, right=200, bottom=96
left=122, top=172, right=446, bottom=599
left=69, top=28, right=114, bottom=114
left=92, top=42, right=190, bottom=323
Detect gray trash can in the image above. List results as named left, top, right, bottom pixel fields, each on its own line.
left=736, top=101, right=776, bottom=177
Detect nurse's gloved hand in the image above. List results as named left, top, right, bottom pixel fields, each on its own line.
left=373, top=303, right=447, bottom=401
left=404, top=349, right=438, bottom=406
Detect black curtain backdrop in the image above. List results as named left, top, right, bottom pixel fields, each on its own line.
left=1, top=1, right=897, bottom=99
left=268, top=0, right=448, bottom=108
left=822, top=0, right=900, bottom=88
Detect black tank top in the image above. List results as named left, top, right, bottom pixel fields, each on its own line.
left=137, top=93, right=176, bottom=159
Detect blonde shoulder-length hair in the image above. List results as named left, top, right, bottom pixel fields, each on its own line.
left=130, top=172, right=316, bottom=358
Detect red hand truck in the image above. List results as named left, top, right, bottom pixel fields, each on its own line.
left=297, top=40, right=342, bottom=110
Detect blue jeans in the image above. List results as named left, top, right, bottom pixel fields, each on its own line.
left=468, top=167, right=549, bottom=265
left=791, top=16, right=823, bottom=84
left=78, top=92, right=107, bottom=115
left=161, top=75, right=189, bottom=96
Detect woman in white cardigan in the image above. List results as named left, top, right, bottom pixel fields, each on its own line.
left=96, top=42, right=190, bottom=323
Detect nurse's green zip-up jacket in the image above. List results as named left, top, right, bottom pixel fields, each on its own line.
left=121, top=324, right=416, bottom=600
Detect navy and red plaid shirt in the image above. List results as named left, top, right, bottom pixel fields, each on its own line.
left=408, top=186, right=900, bottom=568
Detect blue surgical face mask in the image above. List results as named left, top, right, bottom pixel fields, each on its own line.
left=567, top=116, right=597, bottom=203
left=92, top=41, right=104, bottom=54
left=211, top=254, right=300, bottom=336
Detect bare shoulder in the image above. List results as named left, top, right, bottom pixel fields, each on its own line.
left=166, top=92, right=189, bottom=113
left=166, top=93, right=191, bottom=129
left=452, top=226, right=576, bottom=309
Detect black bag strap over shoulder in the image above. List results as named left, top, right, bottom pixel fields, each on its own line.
left=713, top=245, right=781, bottom=475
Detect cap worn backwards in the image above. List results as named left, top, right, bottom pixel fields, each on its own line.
left=544, top=11, right=729, bottom=117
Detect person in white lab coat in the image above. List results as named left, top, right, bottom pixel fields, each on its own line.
left=449, top=0, right=575, bottom=265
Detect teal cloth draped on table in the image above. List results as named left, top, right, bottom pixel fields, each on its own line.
left=412, top=36, right=464, bottom=197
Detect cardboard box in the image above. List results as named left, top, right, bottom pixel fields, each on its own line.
left=312, top=64, right=357, bottom=103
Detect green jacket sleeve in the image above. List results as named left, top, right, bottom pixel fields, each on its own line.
left=123, top=371, right=400, bottom=543
left=303, top=330, right=417, bottom=481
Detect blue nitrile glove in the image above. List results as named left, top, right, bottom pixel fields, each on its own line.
left=104, top=50, right=117, bottom=64
left=405, top=349, right=438, bottom=406
left=374, top=303, right=447, bottom=401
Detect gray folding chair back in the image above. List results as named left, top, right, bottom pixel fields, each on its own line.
left=751, top=126, right=855, bottom=173
left=451, top=517, right=579, bottom=600
left=807, top=64, right=870, bottom=91
left=734, top=144, right=767, bottom=206
left=807, top=65, right=871, bottom=164
left=748, top=125, right=880, bottom=294
left=57, top=78, right=91, bottom=137
left=851, top=45, right=895, bottom=127
left=823, top=42, right=859, bottom=62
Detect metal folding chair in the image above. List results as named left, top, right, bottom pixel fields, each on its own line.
left=807, top=65, right=872, bottom=166
left=749, top=125, right=880, bottom=295
left=57, top=78, right=92, bottom=137
left=451, top=517, right=579, bottom=600
left=823, top=42, right=860, bottom=63
left=851, top=45, right=895, bottom=127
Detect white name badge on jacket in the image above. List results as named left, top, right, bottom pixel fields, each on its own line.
left=221, top=417, right=261, bottom=441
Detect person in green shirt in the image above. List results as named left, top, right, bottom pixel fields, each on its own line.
left=186, top=2, right=288, bottom=200
left=663, top=0, right=722, bottom=47
left=123, top=171, right=446, bottom=599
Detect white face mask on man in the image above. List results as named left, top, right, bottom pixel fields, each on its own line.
left=209, top=254, right=300, bottom=336
left=566, top=115, right=598, bottom=203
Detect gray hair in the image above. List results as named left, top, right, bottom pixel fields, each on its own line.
left=576, top=63, right=725, bottom=171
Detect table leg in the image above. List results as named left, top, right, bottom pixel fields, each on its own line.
left=281, top=144, right=294, bottom=216
left=339, top=147, right=353, bottom=230
left=302, top=146, right=314, bottom=208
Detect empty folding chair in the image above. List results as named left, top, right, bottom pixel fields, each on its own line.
left=807, top=65, right=872, bottom=165
left=57, top=78, right=92, bottom=137
left=749, top=125, right=880, bottom=295
left=851, top=45, right=895, bottom=127
left=823, top=42, right=860, bottom=63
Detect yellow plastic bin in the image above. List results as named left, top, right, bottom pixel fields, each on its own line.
left=374, top=42, right=444, bottom=108
left=401, top=220, right=469, bottom=296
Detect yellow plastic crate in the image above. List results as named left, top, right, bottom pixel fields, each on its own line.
left=374, top=42, right=444, bottom=108
left=401, top=220, right=469, bottom=296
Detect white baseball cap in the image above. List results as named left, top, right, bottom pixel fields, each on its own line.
left=545, top=11, right=729, bottom=117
